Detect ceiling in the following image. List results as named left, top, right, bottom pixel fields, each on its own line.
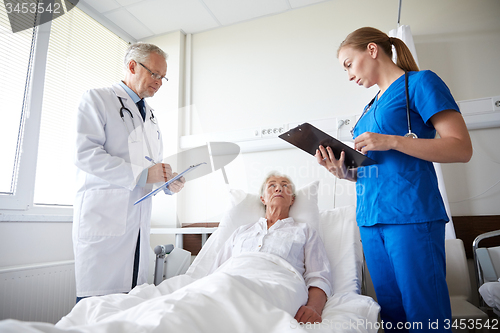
left=77, top=0, right=331, bottom=41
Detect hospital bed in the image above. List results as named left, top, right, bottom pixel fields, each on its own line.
left=0, top=181, right=380, bottom=333
left=474, top=230, right=500, bottom=316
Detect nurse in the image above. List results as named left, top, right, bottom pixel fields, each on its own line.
left=73, top=43, right=184, bottom=302
left=316, top=27, right=472, bottom=332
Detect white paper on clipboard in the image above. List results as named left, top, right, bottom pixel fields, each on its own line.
left=134, top=162, right=207, bottom=205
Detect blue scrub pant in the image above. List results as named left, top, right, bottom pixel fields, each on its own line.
left=359, top=221, right=452, bottom=332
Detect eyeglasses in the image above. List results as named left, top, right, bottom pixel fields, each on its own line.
left=138, top=62, right=168, bottom=82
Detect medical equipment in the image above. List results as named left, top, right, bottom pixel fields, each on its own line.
left=403, top=70, right=417, bottom=138
left=473, top=230, right=500, bottom=315
left=117, top=96, right=157, bottom=130
left=153, top=245, right=191, bottom=285
left=116, top=95, right=159, bottom=162
left=446, top=239, right=489, bottom=324
left=350, top=70, right=417, bottom=139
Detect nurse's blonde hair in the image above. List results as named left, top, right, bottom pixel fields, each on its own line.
left=338, top=27, right=419, bottom=72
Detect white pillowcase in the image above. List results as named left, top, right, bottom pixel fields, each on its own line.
left=214, top=180, right=321, bottom=252
left=319, top=206, right=363, bottom=294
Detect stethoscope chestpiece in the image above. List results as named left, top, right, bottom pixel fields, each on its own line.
left=150, top=109, right=157, bottom=124
left=404, top=132, right=418, bottom=139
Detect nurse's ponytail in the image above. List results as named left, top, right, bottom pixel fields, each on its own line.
left=338, top=27, right=419, bottom=72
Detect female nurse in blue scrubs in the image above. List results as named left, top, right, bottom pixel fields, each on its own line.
left=316, top=27, right=472, bottom=332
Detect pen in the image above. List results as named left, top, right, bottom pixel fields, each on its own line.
left=145, top=156, right=156, bottom=164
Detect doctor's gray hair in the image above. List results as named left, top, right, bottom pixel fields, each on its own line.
left=124, top=42, right=168, bottom=69
left=259, top=171, right=296, bottom=199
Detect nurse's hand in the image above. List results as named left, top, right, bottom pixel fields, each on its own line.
left=354, top=132, right=395, bottom=154
left=147, top=163, right=173, bottom=183
left=167, top=173, right=185, bottom=193
left=315, top=145, right=348, bottom=179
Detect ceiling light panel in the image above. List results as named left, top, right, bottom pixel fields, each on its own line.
left=288, top=0, right=328, bottom=9
left=104, top=8, right=155, bottom=40
left=128, top=0, right=220, bottom=35
left=203, top=0, right=290, bottom=26
left=80, top=0, right=121, bottom=13
left=115, top=0, right=144, bottom=6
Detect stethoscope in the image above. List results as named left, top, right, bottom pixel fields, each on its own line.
left=117, top=96, right=157, bottom=124
left=117, top=96, right=158, bottom=158
left=350, top=70, right=418, bottom=139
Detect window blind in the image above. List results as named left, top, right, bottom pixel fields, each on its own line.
left=0, top=0, right=37, bottom=194
left=33, top=3, right=128, bottom=205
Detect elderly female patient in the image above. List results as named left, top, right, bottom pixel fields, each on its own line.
left=210, top=172, right=333, bottom=324
left=51, top=173, right=332, bottom=331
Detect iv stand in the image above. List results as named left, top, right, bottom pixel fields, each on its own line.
left=397, top=0, right=402, bottom=27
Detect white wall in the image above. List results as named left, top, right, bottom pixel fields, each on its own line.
left=0, top=222, right=73, bottom=267
left=415, top=30, right=500, bottom=216
left=173, top=0, right=500, bottom=223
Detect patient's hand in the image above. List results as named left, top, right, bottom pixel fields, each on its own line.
left=294, top=305, right=322, bottom=324
left=294, top=286, right=326, bottom=324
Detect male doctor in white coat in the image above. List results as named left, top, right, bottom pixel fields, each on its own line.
left=73, top=43, right=184, bottom=302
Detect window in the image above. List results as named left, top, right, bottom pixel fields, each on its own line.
left=33, top=5, right=128, bottom=205
left=0, top=0, right=129, bottom=210
left=0, top=0, right=37, bottom=195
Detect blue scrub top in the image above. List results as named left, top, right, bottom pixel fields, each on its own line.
left=353, top=70, right=459, bottom=226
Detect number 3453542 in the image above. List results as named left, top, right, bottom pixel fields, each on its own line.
left=5, top=2, right=62, bottom=14
left=444, top=318, right=498, bottom=330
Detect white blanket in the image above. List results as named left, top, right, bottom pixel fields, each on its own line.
left=0, top=253, right=311, bottom=333
left=0, top=252, right=379, bottom=333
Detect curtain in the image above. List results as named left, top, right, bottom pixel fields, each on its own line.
left=389, top=25, right=457, bottom=239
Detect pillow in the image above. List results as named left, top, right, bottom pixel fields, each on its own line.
left=214, top=180, right=320, bottom=252
left=319, top=205, right=363, bottom=294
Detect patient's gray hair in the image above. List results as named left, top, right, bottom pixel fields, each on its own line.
left=124, top=42, right=168, bottom=69
left=259, top=171, right=296, bottom=199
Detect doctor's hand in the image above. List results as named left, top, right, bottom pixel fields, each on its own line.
left=315, top=145, right=348, bottom=180
left=167, top=173, right=185, bottom=193
left=147, top=163, right=173, bottom=183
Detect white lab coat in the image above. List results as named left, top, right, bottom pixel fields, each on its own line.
left=73, top=83, right=163, bottom=297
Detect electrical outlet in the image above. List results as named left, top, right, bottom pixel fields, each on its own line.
left=493, top=96, right=500, bottom=111
left=258, top=124, right=288, bottom=138
left=337, top=115, right=358, bottom=141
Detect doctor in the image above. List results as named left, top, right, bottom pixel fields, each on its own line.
left=73, top=43, right=184, bottom=302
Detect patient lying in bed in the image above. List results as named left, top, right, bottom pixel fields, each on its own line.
left=0, top=174, right=332, bottom=333
left=209, top=172, right=333, bottom=324
left=53, top=173, right=332, bottom=331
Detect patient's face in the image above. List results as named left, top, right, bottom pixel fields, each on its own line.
left=260, top=176, right=295, bottom=208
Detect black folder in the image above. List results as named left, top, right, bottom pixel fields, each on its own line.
left=278, top=122, right=377, bottom=169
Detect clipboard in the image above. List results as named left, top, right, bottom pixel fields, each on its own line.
left=278, top=123, right=377, bottom=168
left=134, top=162, right=207, bottom=205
